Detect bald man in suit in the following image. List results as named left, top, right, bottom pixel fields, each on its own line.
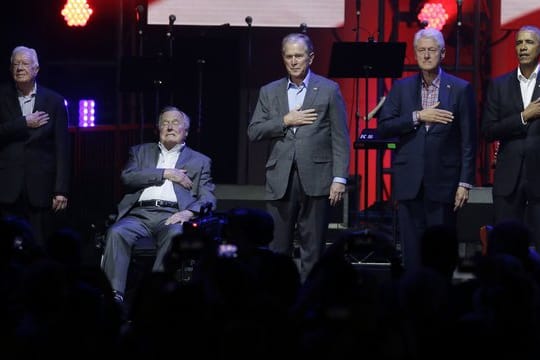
left=101, top=106, right=216, bottom=302
left=248, top=33, right=350, bottom=282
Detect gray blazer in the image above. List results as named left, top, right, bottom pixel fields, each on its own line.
left=115, top=143, right=216, bottom=220
left=247, top=73, right=350, bottom=199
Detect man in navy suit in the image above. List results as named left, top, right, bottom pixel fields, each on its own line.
left=248, top=33, right=350, bottom=282
left=482, top=25, right=540, bottom=250
left=0, top=46, right=69, bottom=247
left=101, top=106, right=216, bottom=302
left=377, top=28, right=477, bottom=272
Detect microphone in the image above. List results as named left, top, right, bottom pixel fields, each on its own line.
left=245, top=16, right=253, bottom=26
left=167, top=14, right=176, bottom=38
left=356, top=0, right=361, bottom=16
left=456, top=0, right=463, bottom=27
left=420, top=20, right=429, bottom=29
left=135, top=4, right=144, bottom=20
left=135, top=5, right=144, bottom=35
left=366, top=96, right=386, bottom=121
left=299, top=23, right=308, bottom=34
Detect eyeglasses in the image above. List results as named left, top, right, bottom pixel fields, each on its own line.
left=415, top=47, right=440, bottom=55
left=11, top=62, right=33, bottom=69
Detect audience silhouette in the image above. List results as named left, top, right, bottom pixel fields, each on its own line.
left=3, top=212, right=540, bottom=358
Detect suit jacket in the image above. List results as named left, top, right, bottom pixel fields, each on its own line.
left=115, top=143, right=217, bottom=220
left=482, top=68, right=540, bottom=198
left=247, top=73, right=350, bottom=199
left=0, top=82, right=70, bottom=207
left=377, top=71, right=477, bottom=203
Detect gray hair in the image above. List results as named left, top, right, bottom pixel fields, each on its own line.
left=158, top=106, right=190, bottom=130
left=281, top=33, right=314, bottom=54
left=11, top=46, right=39, bottom=66
left=517, top=25, right=540, bottom=42
left=413, top=28, right=445, bottom=49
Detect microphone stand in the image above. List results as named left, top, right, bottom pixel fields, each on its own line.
left=196, top=59, right=205, bottom=150
left=136, top=5, right=145, bottom=143
left=352, top=0, right=362, bottom=224
left=455, top=0, right=462, bottom=71
left=244, top=16, right=253, bottom=183
left=167, top=14, right=176, bottom=104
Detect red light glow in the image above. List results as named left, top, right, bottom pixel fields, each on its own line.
left=61, top=0, right=93, bottom=27
left=417, top=3, right=449, bottom=30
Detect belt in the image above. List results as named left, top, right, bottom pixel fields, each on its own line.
left=137, top=200, right=178, bottom=208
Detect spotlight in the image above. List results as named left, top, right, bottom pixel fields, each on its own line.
left=61, top=0, right=93, bottom=27
left=417, top=3, right=449, bottom=30
left=78, top=99, right=96, bottom=127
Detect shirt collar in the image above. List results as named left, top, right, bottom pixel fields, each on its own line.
left=517, top=64, right=540, bottom=82
left=287, top=70, right=311, bottom=89
left=421, top=69, right=441, bottom=89
left=16, top=83, right=37, bottom=98
left=158, top=142, right=184, bottom=153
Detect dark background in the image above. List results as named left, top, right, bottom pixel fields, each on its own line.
left=0, top=0, right=342, bottom=237
left=2, top=0, right=515, bottom=257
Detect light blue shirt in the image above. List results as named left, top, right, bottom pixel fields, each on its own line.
left=287, top=71, right=310, bottom=112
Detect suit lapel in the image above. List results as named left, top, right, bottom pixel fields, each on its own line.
left=173, top=146, right=197, bottom=201
left=509, top=75, right=525, bottom=111
left=438, top=72, right=451, bottom=111
left=146, top=143, right=160, bottom=167
left=532, top=76, right=540, bottom=104
left=302, top=74, right=321, bottom=109
left=413, top=73, right=422, bottom=109
left=175, top=145, right=190, bottom=167
left=34, top=86, right=44, bottom=112
left=5, top=84, right=22, bottom=117
left=277, top=78, right=289, bottom=114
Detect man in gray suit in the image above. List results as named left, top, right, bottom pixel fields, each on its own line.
left=248, top=33, right=350, bottom=282
left=101, top=106, right=216, bottom=302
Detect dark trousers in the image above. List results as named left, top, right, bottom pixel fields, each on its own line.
left=267, top=167, right=329, bottom=283
left=397, top=188, right=456, bottom=272
left=494, top=165, right=540, bottom=250
left=0, top=192, right=55, bottom=248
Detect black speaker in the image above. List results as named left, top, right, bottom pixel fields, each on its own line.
left=215, top=184, right=349, bottom=228
left=456, top=187, right=494, bottom=262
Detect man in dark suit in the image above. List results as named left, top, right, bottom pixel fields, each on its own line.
left=0, top=46, right=69, bottom=247
left=377, top=28, right=477, bottom=272
left=247, top=33, right=350, bottom=282
left=101, top=106, right=216, bottom=302
left=482, top=25, right=540, bottom=250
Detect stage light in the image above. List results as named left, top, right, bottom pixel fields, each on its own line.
left=417, top=3, right=449, bottom=30
left=61, top=0, right=93, bottom=27
left=79, top=99, right=96, bottom=127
